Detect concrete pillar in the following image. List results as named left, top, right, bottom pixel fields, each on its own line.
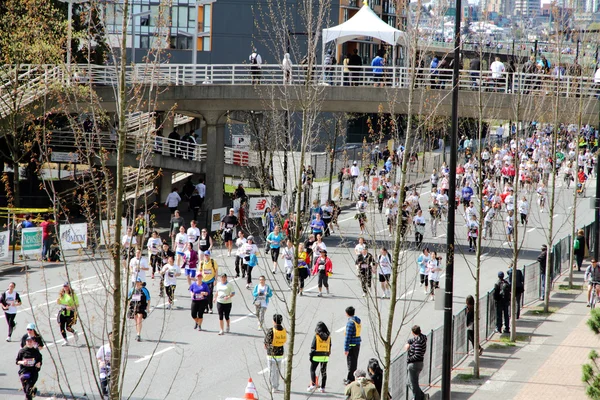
left=158, top=170, right=173, bottom=204
left=204, top=111, right=226, bottom=210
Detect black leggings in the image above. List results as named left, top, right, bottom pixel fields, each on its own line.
left=150, top=255, right=161, bottom=275
left=191, top=300, right=208, bottom=319
left=165, top=285, right=176, bottom=303
left=59, top=314, right=75, bottom=340
left=246, top=266, right=254, bottom=284
left=323, top=218, right=331, bottom=236
left=235, top=256, right=246, bottom=276
left=317, top=271, right=329, bottom=289
left=217, top=302, right=232, bottom=321
left=5, top=312, right=16, bottom=337
left=204, top=282, right=214, bottom=312
left=310, top=360, right=328, bottom=388
left=20, top=370, right=38, bottom=400
left=468, top=236, right=477, bottom=249
left=359, top=268, right=372, bottom=294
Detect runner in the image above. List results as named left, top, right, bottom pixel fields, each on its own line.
left=187, top=220, right=200, bottom=252
left=174, top=226, right=189, bottom=267
left=417, top=248, right=430, bottom=294
left=375, top=248, right=391, bottom=298
left=201, top=251, right=218, bottom=313
left=234, top=230, right=247, bottom=278
left=16, top=335, right=43, bottom=400
left=197, top=228, right=213, bottom=264
left=310, top=213, right=326, bottom=237
left=220, top=208, right=238, bottom=256
left=20, top=323, right=44, bottom=350
left=183, top=242, right=199, bottom=287
left=312, top=249, right=332, bottom=297
left=129, top=248, right=149, bottom=288
left=120, top=227, right=137, bottom=269
left=189, top=274, right=210, bottom=331
left=160, top=256, right=181, bottom=310
left=412, top=209, right=426, bottom=247
left=214, top=273, right=235, bottom=335
left=297, top=243, right=310, bottom=296
left=146, top=231, right=162, bottom=279
left=266, top=226, right=285, bottom=273
left=312, top=233, right=327, bottom=254
left=252, top=276, right=273, bottom=330
left=282, top=239, right=295, bottom=285
left=356, top=247, right=375, bottom=297
left=427, top=252, right=442, bottom=301
left=242, top=236, right=259, bottom=289
left=56, top=282, right=79, bottom=346
left=127, top=278, right=151, bottom=341
left=322, top=200, right=334, bottom=236
left=355, top=197, right=368, bottom=235
left=96, top=331, right=112, bottom=398
left=156, top=242, right=174, bottom=297
left=308, top=321, right=331, bottom=393
left=466, top=214, right=479, bottom=253
left=1, top=282, right=21, bottom=342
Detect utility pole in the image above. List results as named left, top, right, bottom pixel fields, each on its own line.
left=441, top=0, right=462, bottom=397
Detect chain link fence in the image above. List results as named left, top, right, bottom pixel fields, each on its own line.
left=389, top=220, right=594, bottom=399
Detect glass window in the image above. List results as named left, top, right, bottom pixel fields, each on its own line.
left=150, top=5, right=159, bottom=27
left=203, top=36, right=211, bottom=51
left=140, top=36, right=149, bottom=49
left=171, top=7, right=178, bottom=28
left=203, top=4, right=211, bottom=33
left=178, top=6, right=188, bottom=28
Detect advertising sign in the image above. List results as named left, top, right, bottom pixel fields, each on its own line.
left=0, top=231, right=9, bottom=259
left=100, top=218, right=128, bottom=247
left=60, top=223, right=87, bottom=250
left=21, top=227, right=42, bottom=255
left=342, top=181, right=352, bottom=199
left=248, top=197, right=271, bottom=218
left=211, top=207, right=227, bottom=232
left=232, top=135, right=251, bottom=149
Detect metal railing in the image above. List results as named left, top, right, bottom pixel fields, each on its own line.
left=0, top=65, right=62, bottom=118
left=12, top=63, right=596, bottom=99
left=223, top=146, right=259, bottom=167
left=389, top=220, right=592, bottom=399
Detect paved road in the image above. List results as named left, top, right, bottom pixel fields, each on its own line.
left=0, top=174, right=594, bottom=399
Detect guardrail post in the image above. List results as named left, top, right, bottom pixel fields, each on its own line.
left=566, top=76, right=570, bottom=98
left=428, top=329, right=434, bottom=385
left=485, top=293, right=489, bottom=338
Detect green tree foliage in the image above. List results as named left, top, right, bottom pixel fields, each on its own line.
left=583, top=310, right=600, bottom=399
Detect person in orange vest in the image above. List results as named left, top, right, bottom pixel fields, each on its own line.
left=307, top=321, right=331, bottom=393
left=264, top=313, right=287, bottom=394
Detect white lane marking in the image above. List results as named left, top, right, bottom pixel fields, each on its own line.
left=1, top=286, right=105, bottom=319
left=439, top=274, right=446, bottom=280
left=553, top=215, right=560, bottom=219
left=258, top=367, right=269, bottom=375
left=231, top=313, right=255, bottom=324
left=304, top=285, right=319, bottom=292
left=339, top=216, right=354, bottom=223
left=46, top=331, right=85, bottom=348
left=480, top=253, right=488, bottom=258
left=438, top=234, right=447, bottom=238
left=335, top=325, right=346, bottom=333
left=134, top=346, right=175, bottom=363
left=21, top=275, right=99, bottom=298
left=502, top=242, right=509, bottom=246
left=377, top=229, right=387, bottom=233
left=527, top=228, right=536, bottom=233
left=400, top=290, right=414, bottom=299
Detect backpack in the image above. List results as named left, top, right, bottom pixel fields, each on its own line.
left=574, top=238, right=580, bottom=250
left=499, top=279, right=511, bottom=300
left=251, top=54, right=258, bottom=65
left=324, top=54, right=332, bottom=65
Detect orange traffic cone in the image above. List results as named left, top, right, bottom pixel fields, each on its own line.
left=244, top=378, right=258, bottom=399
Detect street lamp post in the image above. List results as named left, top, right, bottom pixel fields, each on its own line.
left=131, top=10, right=151, bottom=64
left=58, top=0, right=87, bottom=68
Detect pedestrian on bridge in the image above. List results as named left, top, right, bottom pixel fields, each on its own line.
left=249, top=48, right=262, bottom=84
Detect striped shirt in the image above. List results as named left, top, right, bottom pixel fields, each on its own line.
left=407, top=334, right=427, bottom=363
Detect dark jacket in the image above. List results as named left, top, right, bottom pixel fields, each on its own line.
left=507, top=268, right=524, bottom=294
left=16, top=346, right=43, bottom=375
left=265, top=325, right=286, bottom=357
left=310, top=330, right=331, bottom=360
left=574, top=234, right=585, bottom=256
left=537, top=249, right=548, bottom=275
left=407, top=333, right=427, bottom=363
left=493, top=278, right=511, bottom=303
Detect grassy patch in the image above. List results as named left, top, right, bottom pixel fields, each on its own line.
left=528, top=306, right=559, bottom=315
left=223, top=184, right=264, bottom=195
left=456, top=373, right=476, bottom=381
left=498, top=336, right=517, bottom=346
left=487, top=343, right=506, bottom=349
left=558, top=284, right=583, bottom=291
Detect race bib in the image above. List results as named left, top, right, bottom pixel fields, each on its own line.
left=24, top=358, right=36, bottom=367
left=131, top=294, right=141, bottom=302
left=199, top=240, right=207, bottom=246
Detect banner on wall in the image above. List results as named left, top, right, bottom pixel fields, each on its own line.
left=369, top=176, right=380, bottom=193
left=342, top=181, right=352, bottom=199
left=100, top=218, right=128, bottom=247
left=0, top=231, right=9, bottom=259
left=21, top=227, right=42, bottom=255
left=331, top=182, right=341, bottom=202
left=248, top=197, right=271, bottom=218
left=211, top=207, right=227, bottom=232
left=60, top=223, right=88, bottom=250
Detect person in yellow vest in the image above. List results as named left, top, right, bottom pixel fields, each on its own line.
left=344, top=306, right=362, bottom=384
left=201, top=251, right=218, bottom=314
left=307, top=321, right=331, bottom=393
left=264, top=313, right=287, bottom=394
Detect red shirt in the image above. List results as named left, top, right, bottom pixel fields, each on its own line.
left=40, top=221, right=52, bottom=240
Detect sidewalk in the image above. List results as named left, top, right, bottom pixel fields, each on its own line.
left=427, top=270, right=595, bottom=399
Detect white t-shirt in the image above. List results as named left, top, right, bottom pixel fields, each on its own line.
left=282, top=247, right=294, bottom=268
left=518, top=200, right=529, bottom=214
left=146, top=237, right=162, bottom=255
left=350, top=166, right=360, bottom=177
left=3, top=290, right=18, bottom=314
left=242, top=243, right=258, bottom=264
left=121, top=235, right=137, bottom=248
left=96, top=344, right=111, bottom=365
left=130, top=256, right=149, bottom=283
left=427, top=259, right=440, bottom=281
left=235, top=237, right=247, bottom=256
left=161, top=263, right=181, bottom=286
left=378, top=254, right=392, bottom=275
left=490, top=60, right=505, bottom=78
left=195, top=183, right=206, bottom=198
left=175, top=233, right=189, bottom=253
left=187, top=227, right=200, bottom=243
left=165, top=192, right=181, bottom=207
left=255, top=284, right=269, bottom=307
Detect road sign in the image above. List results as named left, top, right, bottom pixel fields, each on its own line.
left=232, top=135, right=251, bottom=149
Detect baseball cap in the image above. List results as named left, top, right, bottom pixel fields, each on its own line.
left=247, top=235, right=254, bottom=241
left=319, top=249, right=327, bottom=254
left=204, top=250, right=211, bottom=256
left=220, top=273, right=228, bottom=277
left=353, top=161, right=357, bottom=165
left=136, top=277, right=143, bottom=282
left=63, top=282, right=70, bottom=287
left=26, top=323, right=37, bottom=331
left=498, top=271, right=505, bottom=278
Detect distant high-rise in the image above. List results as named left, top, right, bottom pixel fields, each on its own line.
left=513, top=0, right=541, bottom=17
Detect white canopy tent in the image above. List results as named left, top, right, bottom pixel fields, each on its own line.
left=322, top=3, right=406, bottom=83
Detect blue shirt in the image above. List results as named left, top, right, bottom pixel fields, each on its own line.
left=267, top=232, right=284, bottom=249
left=189, top=282, right=211, bottom=301
left=417, top=254, right=429, bottom=275
left=371, top=56, right=384, bottom=74
left=310, top=219, right=325, bottom=233
left=461, top=186, right=473, bottom=201
left=344, top=316, right=362, bottom=351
